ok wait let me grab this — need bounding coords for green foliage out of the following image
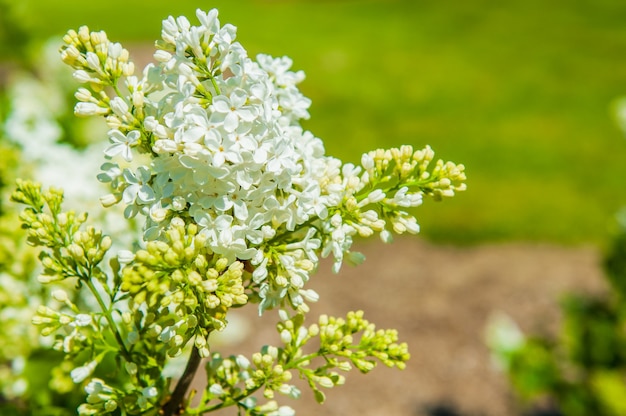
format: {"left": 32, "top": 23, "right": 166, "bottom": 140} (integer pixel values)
{"left": 603, "top": 224, "right": 626, "bottom": 297}
{"left": 490, "top": 221, "right": 626, "bottom": 415}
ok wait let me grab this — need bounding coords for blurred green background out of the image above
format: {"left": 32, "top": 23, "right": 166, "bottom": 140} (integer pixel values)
{"left": 3, "top": 0, "right": 626, "bottom": 245}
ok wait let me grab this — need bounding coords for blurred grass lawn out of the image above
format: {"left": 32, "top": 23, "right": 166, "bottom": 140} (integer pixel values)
{"left": 4, "top": 0, "right": 626, "bottom": 245}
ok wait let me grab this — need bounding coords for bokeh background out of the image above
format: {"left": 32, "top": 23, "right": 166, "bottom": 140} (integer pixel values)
{"left": 4, "top": 0, "right": 626, "bottom": 245}
{"left": 3, "top": 1, "right": 626, "bottom": 415}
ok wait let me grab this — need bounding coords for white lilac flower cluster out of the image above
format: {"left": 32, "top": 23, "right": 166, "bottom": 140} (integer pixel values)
{"left": 60, "top": 9, "right": 466, "bottom": 313}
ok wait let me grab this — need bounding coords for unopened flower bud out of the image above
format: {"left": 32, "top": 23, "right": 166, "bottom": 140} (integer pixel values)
{"left": 315, "top": 376, "right": 334, "bottom": 389}
{"left": 68, "top": 243, "right": 85, "bottom": 259}
{"left": 153, "top": 49, "right": 172, "bottom": 62}
{"left": 75, "top": 88, "right": 94, "bottom": 102}
{"left": 40, "top": 326, "right": 56, "bottom": 336}
{"left": 104, "top": 400, "right": 118, "bottom": 412}
{"left": 236, "top": 355, "right": 250, "bottom": 369}
{"left": 117, "top": 250, "right": 135, "bottom": 263}
{"left": 109, "top": 97, "right": 129, "bottom": 116}
{"left": 100, "top": 235, "right": 112, "bottom": 251}
{"left": 38, "top": 274, "right": 57, "bottom": 283}
{"left": 75, "top": 102, "right": 107, "bottom": 116}
{"left": 52, "top": 289, "right": 69, "bottom": 303}
{"left": 100, "top": 194, "right": 120, "bottom": 208}
{"left": 280, "top": 329, "right": 292, "bottom": 344}
{"left": 72, "top": 70, "right": 92, "bottom": 84}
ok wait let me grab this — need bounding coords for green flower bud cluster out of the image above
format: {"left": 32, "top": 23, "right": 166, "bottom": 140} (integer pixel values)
{"left": 326, "top": 311, "right": 409, "bottom": 370}
{"left": 60, "top": 26, "right": 134, "bottom": 90}
{"left": 120, "top": 218, "right": 247, "bottom": 357}
{"left": 248, "top": 347, "right": 295, "bottom": 400}
{"left": 192, "top": 348, "right": 297, "bottom": 414}
{"left": 186, "top": 310, "right": 409, "bottom": 413}
{"left": 187, "top": 351, "right": 296, "bottom": 415}
{"left": 0, "top": 179, "right": 50, "bottom": 401}
{"left": 77, "top": 378, "right": 120, "bottom": 415}
{"left": 32, "top": 303, "right": 89, "bottom": 336}
{"left": 60, "top": 23, "right": 148, "bottom": 152}
{"left": 329, "top": 144, "right": 467, "bottom": 246}
{"left": 70, "top": 356, "right": 168, "bottom": 415}
{"left": 11, "top": 180, "right": 111, "bottom": 284}
{"left": 278, "top": 310, "right": 409, "bottom": 403}
{"left": 362, "top": 145, "right": 466, "bottom": 202}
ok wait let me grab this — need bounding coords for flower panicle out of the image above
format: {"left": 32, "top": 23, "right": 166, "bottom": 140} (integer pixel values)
{"left": 195, "top": 309, "right": 409, "bottom": 411}
{"left": 57, "top": 8, "right": 466, "bottom": 313}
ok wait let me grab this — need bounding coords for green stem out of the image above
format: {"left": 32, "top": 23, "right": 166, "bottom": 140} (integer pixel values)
{"left": 84, "top": 279, "right": 131, "bottom": 360}
{"left": 192, "top": 385, "right": 263, "bottom": 414}
{"left": 210, "top": 76, "right": 221, "bottom": 96}
{"left": 112, "top": 84, "right": 126, "bottom": 102}
{"left": 285, "top": 353, "right": 318, "bottom": 370}
{"left": 267, "top": 217, "right": 319, "bottom": 246}
{"left": 402, "top": 176, "right": 440, "bottom": 190}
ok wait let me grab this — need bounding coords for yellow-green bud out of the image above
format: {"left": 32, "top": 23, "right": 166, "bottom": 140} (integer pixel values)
{"left": 315, "top": 376, "right": 334, "bottom": 389}
{"left": 188, "top": 270, "right": 202, "bottom": 285}
{"left": 215, "top": 257, "right": 229, "bottom": 272}
{"left": 51, "top": 289, "right": 69, "bottom": 303}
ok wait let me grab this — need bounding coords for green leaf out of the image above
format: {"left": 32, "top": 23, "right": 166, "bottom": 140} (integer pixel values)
{"left": 313, "top": 389, "right": 326, "bottom": 404}
{"left": 591, "top": 371, "right": 626, "bottom": 415}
